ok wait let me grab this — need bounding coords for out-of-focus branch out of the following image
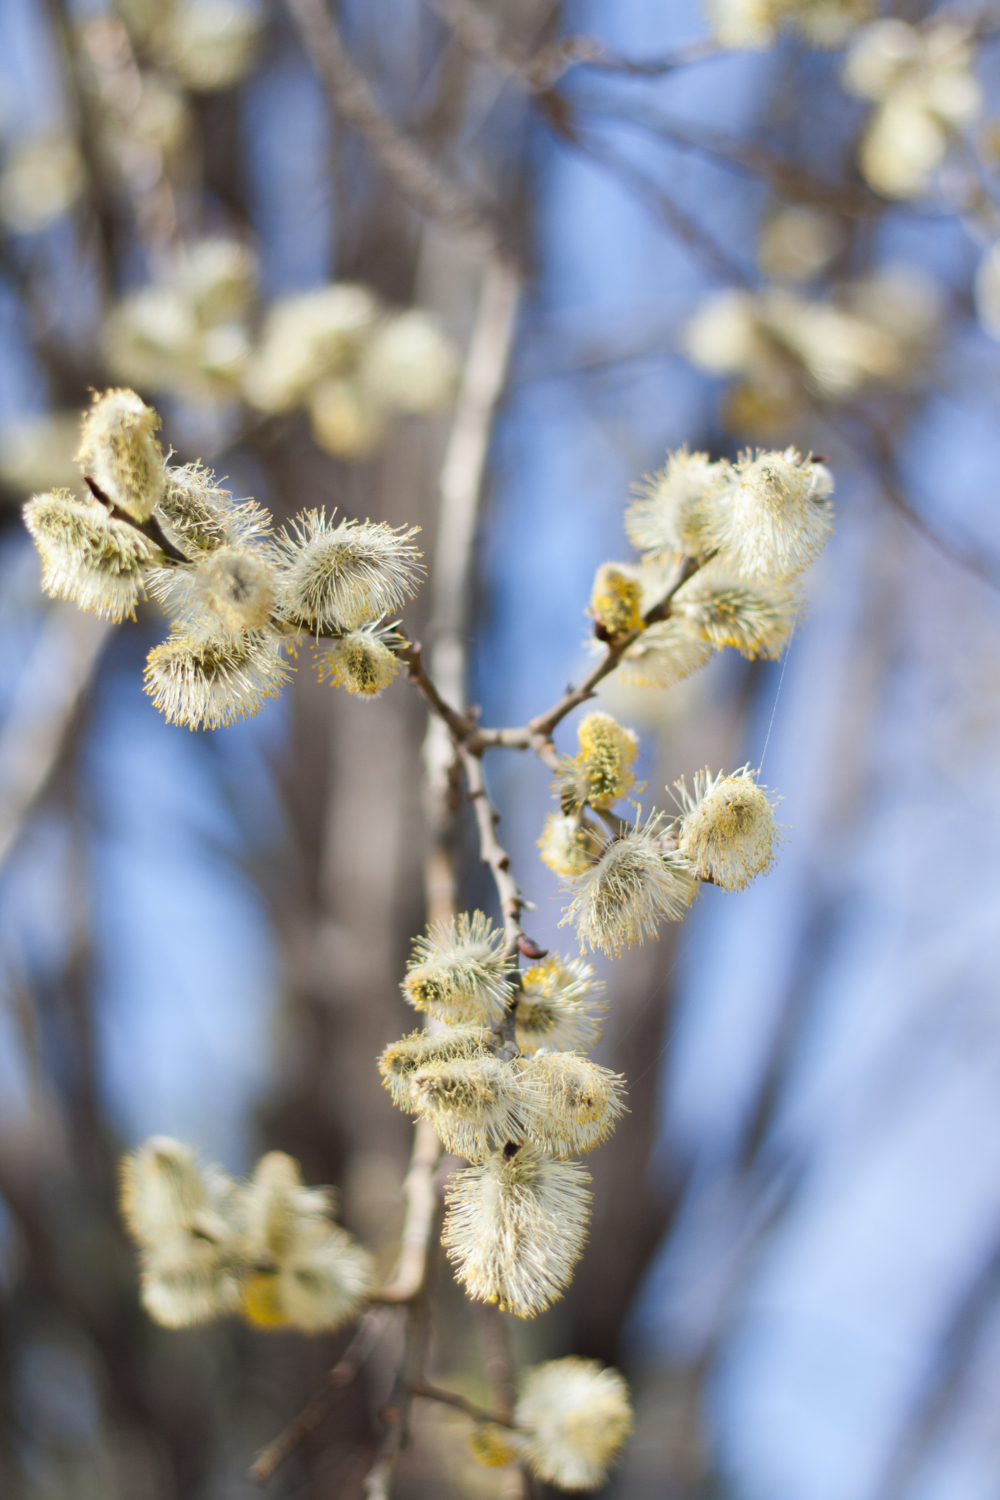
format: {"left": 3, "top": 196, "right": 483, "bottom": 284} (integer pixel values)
{"left": 374, "top": 1119, "right": 443, "bottom": 1303}
{"left": 410, "top": 1378, "right": 512, "bottom": 1426}
{"left": 248, "top": 1309, "right": 391, "bottom": 1482}
{"left": 283, "top": 0, "right": 506, "bottom": 260}
{"left": 0, "top": 607, "right": 111, "bottom": 870}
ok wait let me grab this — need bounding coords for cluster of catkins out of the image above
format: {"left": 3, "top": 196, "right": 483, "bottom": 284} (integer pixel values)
{"left": 120, "top": 1136, "right": 374, "bottom": 1332}
{"left": 705, "top": 0, "right": 874, "bottom": 51}
{"left": 684, "top": 270, "right": 940, "bottom": 425}
{"left": 121, "top": 1136, "right": 632, "bottom": 1488}
{"left": 23, "top": 388, "right": 424, "bottom": 728}
{"left": 104, "top": 248, "right": 457, "bottom": 455}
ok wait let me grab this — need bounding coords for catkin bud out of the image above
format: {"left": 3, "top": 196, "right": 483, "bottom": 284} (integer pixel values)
{"left": 409, "top": 1056, "right": 537, "bottom": 1161}
{"left": 275, "top": 509, "right": 422, "bottom": 632}
{"left": 23, "top": 489, "right": 154, "bottom": 621}
{"left": 164, "top": 546, "right": 275, "bottom": 634}
{"left": 514, "top": 1358, "right": 633, "bottom": 1490}
{"left": 317, "top": 624, "right": 402, "bottom": 697}
{"left": 707, "top": 448, "right": 833, "bottom": 580}
{"left": 674, "top": 766, "right": 781, "bottom": 890}
{"left": 675, "top": 566, "right": 801, "bottom": 660}
{"left": 76, "top": 388, "right": 165, "bottom": 521}
{"left": 537, "top": 812, "right": 603, "bottom": 878}
{"left": 590, "top": 563, "right": 643, "bottom": 638}
{"left": 154, "top": 464, "right": 271, "bottom": 557}
{"left": 516, "top": 955, "right": 605, "bottom": 1055}
{"left": 243, "top": 284, "right": 381, "bottom": 413}
{"left": 625, "top": 448, "right": 728, "bottom": 562}
{"left": 402, "top": 911, "right": 512, "bottom": 1026}
{"left": 378, "top": 1026, "right": 492, "bottom": 1110}
{"left": 241, "top": 1152, "right": 373, "bottom": 1333}
{"left": 144, "top": 629, "right": 289, "bottom": 730}
{"left": 555, "top": 712, "right": 639, "bottom": 812}
{"left": 119, "top": 1137, "right": 245, "bottom": 1327}
{"left": 561, "top": 816, "right": 697, "bottom": 956}
{"left": 442, "top": 1146, "right": 592, "bottom": 1317}
{"left": 308, "top": 377, "right": 387, "bottom": 458}
{"left": 617, "top": 615, "right": 713, "bottom": 689}
{"left": 359, "top": 309, "right": 458, "bottom": 414}
{"left": 521, "top": 1052, "right": 627, "bottom": 1157}
{"left": 469, "top": 1424, "right": 520, "bottom": 1469}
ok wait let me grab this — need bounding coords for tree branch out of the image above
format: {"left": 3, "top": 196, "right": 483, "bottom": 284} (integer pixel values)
{"left": 283, "top": 0, "right": 506, "bottom": 261}
{"left": 409, "top": 1379, "right": 514, "bottom": 1427}
{"left": 248, "top": 1309, "right": 390, "bottom": 1482}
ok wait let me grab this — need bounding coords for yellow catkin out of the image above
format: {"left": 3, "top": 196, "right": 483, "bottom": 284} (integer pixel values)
{"left": 589, "top": 563, "right": 643, "bottom": 638}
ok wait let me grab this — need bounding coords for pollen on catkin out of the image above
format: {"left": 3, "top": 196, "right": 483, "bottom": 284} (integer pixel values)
{"left": 409, "top": 1056, "right": 537, "bottom": 1161}
{"left": 675, "top": 566, "right": 802, "bottom": 660}
{"left": 378, "top": 1025, "right": 492, "bottom": 1111}
{"left": 119, "top": 1137, "right": 245, "bottom": 1327}
{"left": 590, "top": 563, "right": 643, "bottom": 638}
{"left": 76, "top": 387, "right": 165, "bottom": 521}
{"left": 402, "top": 911, "right": 512, "bottom": 1026}
{"left": 144, "top": 628, "right": 289, "bottom": 729}
{"left": 707, "top": 449, "right": 834, "bottom": 580}
{"left": 469, "top": 1424, "right": 520, "bottom": 1469}
{"left": 23, "top": 489, "right": 154, "bottom": 621}
{"left": 516, "top": 956, "right": 606, "bottom": 1055}
{"left": 442, "top": 1146, "right": 592, "bottom": 1317}
{"left": 241, "top": 1152, "right": 373, "bottom": 1333}
{"left": 561, "top": 816, "right": 698, "bottom": 956}
{"left": 522, "top": 1052, "right": 627, "bottom": 1158}
{"left": 537, "top": 812, "right": 603, "bottom": 878}
{"left": 514, "top": 1358, "right": 634, "bottom": 1491}
{"left": 274, "top": 508, "right": 422, "bottom": 631}
{"left": 555, "top": 713, "right": 639, "bottom": 812}
{"left": 617, "top": 615, "right": 714, "bottom": 689}
{"left": 316, "top": 623, "right": 402, "bottom": 697}
{"left": 674, "top": 766, "right": 782, "bottom": 891}
{"left": 625, "top": 447, "right": 728, "bottom": 562}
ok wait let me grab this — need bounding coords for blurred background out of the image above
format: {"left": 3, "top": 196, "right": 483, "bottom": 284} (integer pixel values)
{"left": 2, "top": 0, "right": 1000, "bottom": 1496}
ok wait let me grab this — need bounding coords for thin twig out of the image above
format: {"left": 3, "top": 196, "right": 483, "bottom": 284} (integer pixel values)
{"left": 0, "top": 607, "right": 112, "bottom": 869}
{"left": 409, "top": 1378, "right": 514, "bottom": 1427}
{"left": 459, "top": 746, "right": 526, "bottom": 956}
{"left": 248, "top": 1309, "right": 391, "bottom": 1482}
{"left": 375, "top": 1119, "right": 442, "bottom": 1304}
{"left": 283, "top": 0, "right": 505, "bottom": 260}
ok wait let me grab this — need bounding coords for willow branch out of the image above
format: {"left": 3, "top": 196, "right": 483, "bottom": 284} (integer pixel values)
{"left": 0, "top": 607, "right": 112, "bottom": 869}
{"left": 459, "top": 746, "right": 526, "bottom": 957}
{"left": 283, "top": 0, "right": 505, "bottom": 260}
{"left": 469, "top": 555, "right": 702, "bottom": 754}
{"left": 248, "top": 1309, "right": 390, "bottom": 1482}
{"left": 409, "top": 1379, "right": 514, "bottom": 1427}
{"left": 374, "top": 1118, "right": 442, "bottom": 1303}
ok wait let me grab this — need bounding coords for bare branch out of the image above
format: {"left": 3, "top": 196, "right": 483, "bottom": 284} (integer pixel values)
{"left": 409, "top": 1378, "right": 514, "bottom": 1427}
{"left": 248, "top": 1309, "right": 391, "bottom": 1482}
{"left": 283, "top": 0, "right": 506, "bottom": 260}
{"left": 0, "top": 607, "right": 112, "bottom": 869}
{"left": 375, "top": 1119, "right": 443, "bottom": 1304}
{"left": 459, "top": 746, "right": 526, "bottom": 957}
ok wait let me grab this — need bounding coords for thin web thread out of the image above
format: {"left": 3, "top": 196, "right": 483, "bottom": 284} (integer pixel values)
{"left": 757, "top": 616, "right": 798, "bottom": 777}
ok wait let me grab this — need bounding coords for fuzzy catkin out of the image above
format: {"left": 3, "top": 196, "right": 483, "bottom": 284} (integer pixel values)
{"left": 562, "top": 817, "right": 698, "bottom": 956}
{"left": 378, "top": 1025, "right": 492, "bottom": 1111}
{"left": 75, "top": 388, "right": 165, "bottom": 521}
{"left": 403, "top": 911, "right": 512, "bottom": 1025}
{"left": 443, "top": 1147, "right": 592, "bottom": 1318}
{"left": 144, "top": 629, "right": 289, "bottom": 730}
{"left": 675, "top": 766, "right": 781, "bottom": 890}
{"left": 516, "top": 955, "right": 606, "bottom": 1055}
{"left": 521, "top": 1052, "right": 627, "bottom": 1158}
{"left": 23, "top": 489, "right": 154, "bottom": 621}
{"left": 274, "top": 509, "right": 422, "bottom": 631}
{"left": 514, "top": 1358, "right": 634, "bottom": 1490}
